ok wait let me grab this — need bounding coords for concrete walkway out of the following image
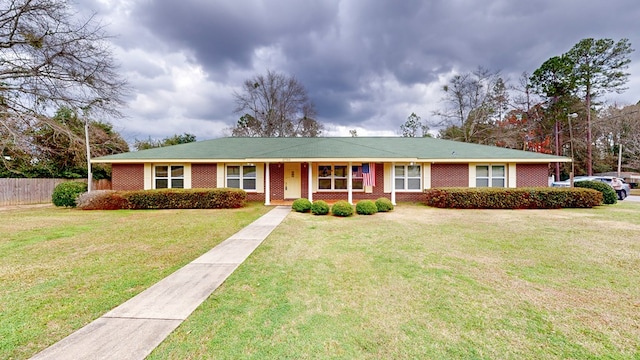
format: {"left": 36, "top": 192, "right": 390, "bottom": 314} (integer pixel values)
{"left": 30, "top": 206, "right": 292, "bottom": 360}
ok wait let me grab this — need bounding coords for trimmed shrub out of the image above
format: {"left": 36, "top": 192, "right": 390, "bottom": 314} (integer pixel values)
{"left": 122, "top": 188, "right": 246, "bottom": 209}
{"left": 292, "top": 198, "right": 312, "bottom": 212}
{"left": 77, "top": 190, "right": 128, "bottom": 210}
{"left": 424, "top": 187, "right": 602, "bottom": 209}
{"left": 65, "top": 188, "right": 247, "bottom": 210}
{"left": 52, "top": 181, "right": 88, "bottom": 207}
{"left": 356, "top": 200, "right": 378, "bottom": 215}
{"left": 331, "top": 200, "right": 354, "bottom": 217}
{"left": 574, "top": 180, "right": 617, "bottom": 205}
{"left": 310, "top": 200, "right": 330, "bottom": 215}
{"left": 375, "top": 197, "right": 394, "bottom": 212}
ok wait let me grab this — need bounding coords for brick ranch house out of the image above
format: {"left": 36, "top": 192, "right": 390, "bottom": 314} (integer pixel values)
{"left": 92, "top": 137, "right": 570, "bottom": 205}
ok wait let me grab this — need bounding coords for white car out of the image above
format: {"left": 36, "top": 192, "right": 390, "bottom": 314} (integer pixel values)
{"left": 551, "top": 176, "right": 631, "bottom": 200}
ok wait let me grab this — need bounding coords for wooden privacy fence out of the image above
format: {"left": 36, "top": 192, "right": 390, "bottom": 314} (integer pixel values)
{"left": 0, "top": 178, "right": 112, "bottom": 206}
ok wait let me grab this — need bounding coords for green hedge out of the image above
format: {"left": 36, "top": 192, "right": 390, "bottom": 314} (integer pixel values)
{"left": 292, "top": 198, "right": 312, "bottom": 212}
{"left": 331, "top": 200, "right": 354, "bottom": 217}
{"left": 574, "top": 181, "right": 617, "bottom": 205}
{"left": 424, "top": 187, "right": 602, "bottom": 209}
{"left": 52, "top": 181, "right": 88, "bottom": 207}
{"left": 311, "top": 200, "right": 330, "bottom": 215}
{"left": 356, "top": 200, "right": 378, "bottom": 215}
{"left": 77, "top": 188, "right": 246, "bottom": 210}
{"left": 375, "top": 197, "right": 394, "bottom": 212}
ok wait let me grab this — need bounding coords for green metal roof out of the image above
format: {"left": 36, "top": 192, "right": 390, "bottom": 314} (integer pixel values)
{"left": 92, "top": 137, "right": 570, "bottom": 163}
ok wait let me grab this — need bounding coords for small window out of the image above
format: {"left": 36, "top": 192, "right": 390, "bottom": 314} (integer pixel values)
{"left": 227, "top": 165, "right": 256, "bottom": 190}
{"left": 394, "top": 164, "right": 421, "bottom": 191}
{"left": 476, "top": 165, "right": 506, "bottom": 188}
{"left": 155, "top": 165, "right": 184, "bottom": 189}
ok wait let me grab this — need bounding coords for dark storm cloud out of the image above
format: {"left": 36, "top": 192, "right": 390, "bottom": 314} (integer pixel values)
{"left": 99, "top": 0, "right": 640, "bottom": 139}
{"left": 131, "top": 0, "right": 339, "bottom": 74}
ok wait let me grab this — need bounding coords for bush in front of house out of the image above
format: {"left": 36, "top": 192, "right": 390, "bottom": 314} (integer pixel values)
{"left": 123, "top": 188, "right": 246, "bottom": 209}
{"left": 52, "top": 181, "right": 88, "bottom": 207}
{"left": 375, "top": 197, "right": 394, "bottom": 212}
{"left": 292, "top": 198, "right": 312, "bottom": 212}
{"left": 331, "top": 200, "right": 353, "bottom": 217}
{"left": 423, "top": 187, "right": 602, "bottom": 209}
{"left": 76, "top": 190, "right": 128, "bottom": 210}
{"left": 310, "top": 200, "right": 330, "bottom": 215}
{"left": 356, "top": 200, "right": 378, "bottom": 215}
{"left": 574, "top": 180, "right": 617, "bottom": 205}
{"left": 76, "top": 188, "right": 246, "bottom": 210}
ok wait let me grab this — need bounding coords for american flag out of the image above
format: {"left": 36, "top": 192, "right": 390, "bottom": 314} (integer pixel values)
{"left": 362, "top": 163, "right": 376, "bottom": 187}
{"left": 352, "top": 165, "right": 362, "bottom": 178}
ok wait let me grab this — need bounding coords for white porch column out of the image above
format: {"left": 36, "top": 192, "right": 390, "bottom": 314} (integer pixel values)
{"left": 347, "top": 161, "right": 353, "bottom": 204}
{"left": 264, "top": 162, "right": 270, "bottom": 205}
{"left": 308, "top": 162, "right": 313, "bottom": 202}
{"left": 391, "top": 162, "right": 396, "bottom": 205}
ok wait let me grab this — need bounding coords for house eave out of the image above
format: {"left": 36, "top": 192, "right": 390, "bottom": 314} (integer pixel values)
{"left": 93, "top": 157, "right": 570, "bottom": 164}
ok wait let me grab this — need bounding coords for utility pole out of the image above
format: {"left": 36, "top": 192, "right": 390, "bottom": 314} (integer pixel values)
{"left": 84, "top": 117, "right": 92, "bottom": 192}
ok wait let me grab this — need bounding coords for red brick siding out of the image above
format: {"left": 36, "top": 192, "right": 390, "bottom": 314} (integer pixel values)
{"left": 246, "top": 192, "right": 265, "bottom": 202}
{"left": 516, "top": 164, "right": 550, "bottom": 187}
{"left": 191, "top": 164, "right": 217, "bottom": 188}
{"left": 431, "top": 164, "right": 469, "bottom": 187}
{"left": 111, "top": 164, "right": 144, "bottom": 190}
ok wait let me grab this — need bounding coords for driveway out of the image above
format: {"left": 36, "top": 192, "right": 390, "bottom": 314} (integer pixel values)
{"left": 624, "top": 195, "right": 640, "bottom": 202}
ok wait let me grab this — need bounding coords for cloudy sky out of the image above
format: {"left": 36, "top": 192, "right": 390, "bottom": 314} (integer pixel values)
{"left": 81, "top": 0, "right": 640, "bottom": 143}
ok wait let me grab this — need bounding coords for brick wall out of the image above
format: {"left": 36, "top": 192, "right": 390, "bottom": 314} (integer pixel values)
{"left": 112, "top": 164, "right": 144, "bottom": 190}
{"left": 431, "top": 164, "right": 469, "bottom": 187}
{"left": 191, "top": 164, "right": 217, "bottom": 188}
{"left": 516, "top": 164, "right": 550, "bottom": 187}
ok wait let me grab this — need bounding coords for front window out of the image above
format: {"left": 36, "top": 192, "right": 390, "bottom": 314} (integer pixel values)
{"left": 318, "top": 164, "right": 362, "bottom": 191}
{"left": 395, "top": 165, "right": 421, "bottom": 190}
{"left": 155, "top": 165, "right": 184, "bottom": 189}
{"left": 227, "top": 165, "right": 257, "bottom": 190}
{"left": 476, "top": 165, "right": 506, "bottom": 187}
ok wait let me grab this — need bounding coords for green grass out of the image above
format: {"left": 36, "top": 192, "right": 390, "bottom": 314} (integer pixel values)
{"left": 148, "top": 202, "right": 640, "bottom": 360}
{"left": 0, "top": 203, "right": 270, "bottom": 359}
{"left": 3, "top": 202, "right": 640, "bottom": 359}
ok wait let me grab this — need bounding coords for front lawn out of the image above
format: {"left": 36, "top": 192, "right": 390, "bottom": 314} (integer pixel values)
{"left": 149, "top": 203, "right": 640, "bottom": 359}
{"left": 3, "top": 202, "right": 640, "bottom": 359}
{"left": 0, "top": 204, "right": 270, "bottom": 359}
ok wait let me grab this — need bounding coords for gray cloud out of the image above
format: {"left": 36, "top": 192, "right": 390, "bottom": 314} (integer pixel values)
{"left": 93, "top": 0, "right": 640, "bottom": 141}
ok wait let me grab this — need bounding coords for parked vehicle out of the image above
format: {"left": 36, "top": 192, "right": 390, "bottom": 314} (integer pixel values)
{"left": 551, "top": 176, "right": 631, "bottom": 200}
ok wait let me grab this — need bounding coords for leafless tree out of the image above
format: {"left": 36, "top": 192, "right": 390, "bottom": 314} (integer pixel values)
{"left": 595, "top": 104, "right": 640, "bottom": 171}
{"left": 231, "top": 70, "right": 322, "bottom": 137}
{"left": 0, "top": 0, "right": 128, "bottom": 175}
{"left": 434, "top": 67, "right": 504, "bottom": 143}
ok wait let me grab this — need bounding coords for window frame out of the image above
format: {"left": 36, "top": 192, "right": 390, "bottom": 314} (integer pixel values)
{"left": 475, "top": 164, "right": 506, "bottom": 188}
{"left": 226, "top": 164, "right": 257, "bottom": 191}
{"left": 394, "top": 164, "right": 422, "bottom": 191}
{"left": 317, "top": 164, "right": 364, "bottom": 191}
{"left": 154, "top": 165, "right": 185, "bottom": 189}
